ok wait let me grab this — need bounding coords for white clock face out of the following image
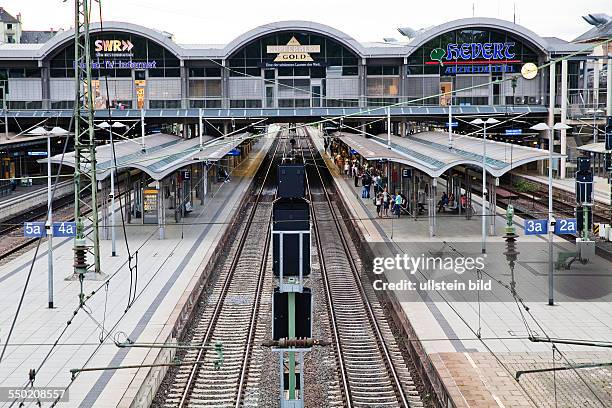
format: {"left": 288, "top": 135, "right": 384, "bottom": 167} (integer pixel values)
{"left": 521, "top": 63, "right": 538, "bottom": 80}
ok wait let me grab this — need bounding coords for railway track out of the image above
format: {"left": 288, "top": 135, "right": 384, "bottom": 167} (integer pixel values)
{"left": 160, "top": 136, "right": 283, "bottom": 407}
{"left": 0, "top": 181, "right": 74, "bottom": 236}
{"left": 300, "top": 127, "right": 422, "bottom": 407}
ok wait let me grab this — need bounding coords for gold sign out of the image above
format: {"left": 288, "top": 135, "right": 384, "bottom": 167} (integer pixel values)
{"left": 267, "top": 37, "right": 320, "bottom": 62}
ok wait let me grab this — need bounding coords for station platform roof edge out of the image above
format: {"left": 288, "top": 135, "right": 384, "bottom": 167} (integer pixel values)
{"left": 7, "top": 105, "right": 548, "bottom": 120}
{"left": 335, "top": 130, "right": 563, "bottom": 178}
{"left": 40, "top": 132, "right": 251, "bottom": 181}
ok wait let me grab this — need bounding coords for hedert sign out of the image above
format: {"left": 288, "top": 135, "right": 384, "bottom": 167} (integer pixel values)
{"left": 430, "top": 41, "right": 520, "bottom": 62}
{"left": 429, "top": 41, "right": 521, "bottom": 74}
{"left": 446, "top": 42, "right": 516, "bottom": 61}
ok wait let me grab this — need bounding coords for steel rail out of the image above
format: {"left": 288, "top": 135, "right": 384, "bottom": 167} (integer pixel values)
{"left": 298, "top": 132, "right": 353, "bottom": 407}
{"left": 177, "top": 135, "right": 281, "bottom": 408}
{"left": 301, "top": 127, "right": 410, "bottom": 407}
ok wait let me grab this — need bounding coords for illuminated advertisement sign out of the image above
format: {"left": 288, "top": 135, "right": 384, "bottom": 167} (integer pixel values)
{"left": 74, "top": 61, "right": 157, "bottom": 69}
{"left": 442, "top": 64, "right": 516, "bottom": 74}
{"left": 429, "top": 41, "right": 521, "bottom": 75}
{"left": 263, "top": 37, "right": 324, "bottom": 67}
{"left": 95, "top": 39, "right": 134, "bottom": 58}
{"left": 430, "top": 42, "right": 519, "bottom": 62}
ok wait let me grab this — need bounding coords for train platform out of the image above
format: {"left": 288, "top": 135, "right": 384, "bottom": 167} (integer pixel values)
{"left": 0, "top": 180, "right": 74, "bottom": 222}
{"left": 0, "top": 183, "right": 42, "bottom": 204}
{"left": 311, "top": 128, "right": 612, "bottom": 408}
{"left": 0, "top": 134, "right": 272, "bottom": 407}
{"left": 518, "top": 173, "right": 611, "bottom": 205}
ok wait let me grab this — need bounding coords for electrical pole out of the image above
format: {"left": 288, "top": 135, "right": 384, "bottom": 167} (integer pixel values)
{"left": 72, "top": 0, "right": 102, "bottom": 279}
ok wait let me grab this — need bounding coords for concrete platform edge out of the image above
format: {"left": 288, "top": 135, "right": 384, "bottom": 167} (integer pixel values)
{"left": 117, "top": 149, "right": 265, "bottom": 408}
{"left": 310, "top": 130, "right": 459, "bottom": 407}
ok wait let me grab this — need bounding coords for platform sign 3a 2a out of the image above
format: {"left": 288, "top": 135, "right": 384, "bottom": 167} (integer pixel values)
{"left": 524, "top": 219, "right": 547, "bottom": 235}
{"left": 23, "top": 222, "right": 46, "bottom": 238}
{"left": 554, "top": 218, "right": 577, "bottom": 235}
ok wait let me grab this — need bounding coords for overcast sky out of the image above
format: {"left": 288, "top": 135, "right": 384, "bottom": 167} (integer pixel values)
{"left": 4, "top": 0, "right": 611, "bottom": 44}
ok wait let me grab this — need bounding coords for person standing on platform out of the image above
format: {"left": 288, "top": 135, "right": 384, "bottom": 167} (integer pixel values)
{"left": 375, "top": 191, "right": 383, "bottom": 217}
{"left": 374, "top": 173, "right": 382, "bottom": 196}
{"left": 352, "top": 163, "right": 359, "bottom": 187}
{"left": 382, "top": 187, "right": 390, "bottom": 217}
{"left": 344, "top": 161, "right": 350, "bottom": 177}
{"left": 361, "top": 170, "right": 371, "bottom": 198}
{"left": 394, "top": 191, "right": 402, "bottom": 218}
{"left": 437, "top": 191, "right": 448, "bottom": 212}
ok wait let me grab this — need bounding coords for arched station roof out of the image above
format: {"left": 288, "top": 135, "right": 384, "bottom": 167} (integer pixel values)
{"left": 406, "top": 17, "right": 551, "bottom": 56}
{"left": 2, "top": 17, "right": 584, "bottom": 63}
{"left": 37, "top": 21, "right": 185, "bottom": 60}
{"left": 222, "top": 20, "right": 367, "bottom": 58}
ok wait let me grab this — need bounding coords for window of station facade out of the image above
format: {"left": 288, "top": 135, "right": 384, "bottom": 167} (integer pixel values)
{"left": 405, "top": 28, "right": 542, "bottom": 106}
{"left": 188, "top": 66, "right": 223, "bottom": 107}
{"left": 49, "top": 32, "right": 180, "bottom": 78}
{"left": 227, "top": 31, "right": 359, "bottom": 108}
{"left": 0, "top": 68, "right": 42, "bottom": 102}
{"left": 49, "top": 32, "right": 180, "bottom": 109}
{"left": 366, "top": 65, "right": 400, "bottom": 106}
{"left": 230, "top": 99, "right": 263, "bottom": 108}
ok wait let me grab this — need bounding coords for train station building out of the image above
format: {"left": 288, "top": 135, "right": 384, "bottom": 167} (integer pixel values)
{"left": 0, "top": 14, "right": 610, "bottom": 179}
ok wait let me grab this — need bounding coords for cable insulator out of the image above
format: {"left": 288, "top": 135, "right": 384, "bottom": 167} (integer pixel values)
{"left": 73, "top": 239, "right": 89, "bottom": 273}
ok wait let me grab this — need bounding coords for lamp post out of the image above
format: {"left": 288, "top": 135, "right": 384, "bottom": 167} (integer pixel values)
{"left": 27, "top": 125, "right": 69, "bottom": 308}
{"left": 470, "top": 117, "right": 499, "bottom": 254}
{"left": 198, "top": 108, "right": 204, "bottom": 150}
{"left": 530, "top": 122, "right": 571, "bottom": 306}
{"left": 1, "top": 85, "right": 8, "bottom": 140}
{"left": 98, "top": 120, "right": 126, "bottom": 257}
{"left": 387, "top": 106, "right": 391, "bottom": 149}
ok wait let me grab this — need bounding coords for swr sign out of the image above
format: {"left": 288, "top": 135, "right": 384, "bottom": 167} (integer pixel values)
{"left": 95, "top": 39, "right": 134, "bottom": 53}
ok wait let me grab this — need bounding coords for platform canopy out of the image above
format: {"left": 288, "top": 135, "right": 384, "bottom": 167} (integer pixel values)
{"left": 336, "top": 131, "right": 563, "bottom": 178}
{"left": 577, "top": 142, "right": 608, "bottom": 154}
{"left": 43, "top": 132, "right": 251, "bottom": 181}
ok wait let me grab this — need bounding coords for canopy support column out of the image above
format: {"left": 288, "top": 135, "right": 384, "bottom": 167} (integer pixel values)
{"left": 126, "top": 172, "right": 132, "bottom": 224}
{"left": 560, "top": 59, "right": 568, "bottom": 178}
{"left": 489, "top": 178, "right": 497, "bottom": 236}
{"left": 101, "top": 182, "right": 109, "bottom": 240}
{"left": 158, "top": 179, "right": 165, "bottom": 240}
{"left": 429, "top": 177, "right": 437, "bottom": 237}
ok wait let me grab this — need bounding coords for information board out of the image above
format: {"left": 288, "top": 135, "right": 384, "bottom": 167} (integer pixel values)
{"left": 24, "top": 222, "right": 46, "bottom": 238}
{"left": 524, "top": 219, "right": 547, "bottom": 235}
{"left": 555, "top": 218, "right": 577, "bottom": 235}
{"left": 143, "top": 188, "right": 159, "bottom": 224}
{"left": 52, "top": 222, "right": 77, "bottom": 237}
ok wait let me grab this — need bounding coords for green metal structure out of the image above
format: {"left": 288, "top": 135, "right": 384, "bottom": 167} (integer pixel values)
{"left": 72, "top": 0, "right": 101, "bottom": 276}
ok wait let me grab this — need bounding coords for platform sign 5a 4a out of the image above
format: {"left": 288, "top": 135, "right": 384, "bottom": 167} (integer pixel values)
{"left": 554, "top": 218, "right": 577, "bottom": 235}
{"left": 24, "top": 222, "right": 46, "bottom": 238}
{"left": 524, "top": 219, "right": 548, "bottom": 235}
{"left": 52, "top": 222, "right": 77, "bottom": 237}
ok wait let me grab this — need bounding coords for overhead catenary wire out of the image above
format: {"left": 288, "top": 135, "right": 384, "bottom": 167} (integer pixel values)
{"left": 5, "top": 14, "right": 611, "bottom": 407}
{"left": 9, "top": 122, "right": 279, "bottom": 408}
{"left": 0, "top": 116, "right": 73, "bottom": 365}
{"left": 441, "top": 241, "right": 609, "bottom": 406}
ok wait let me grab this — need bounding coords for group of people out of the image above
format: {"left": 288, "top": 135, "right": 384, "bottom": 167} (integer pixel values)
{"left": 325, "top": 137, "right": 477, "bottom": 219}
{"left": 374, "top": 188, "right": 408, "bottom": 218}
{"left": 437, "top": 191, "right": 470, "bottom": 212}
{"left": 343, "top": 159, "right": 409, "bottom": 219}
